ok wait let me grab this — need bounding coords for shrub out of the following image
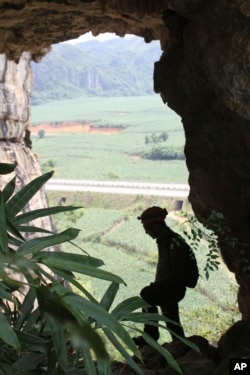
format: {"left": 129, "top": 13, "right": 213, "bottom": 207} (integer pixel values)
{"left": 38, "top": 129, "right": 45, "bottom": 138}
{"left": 142, "top": 145, "right": 185, "bottom": 161}
{"left": 144, "top": 132, "right": 168, "bottom": 144}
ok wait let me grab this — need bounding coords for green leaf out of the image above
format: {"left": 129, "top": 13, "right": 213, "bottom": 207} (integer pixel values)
{"left": 48, "top": 267, "right": 99, "bottom": 303}
{"left": 15, "top": 331, "right": 48, "bottom": 354}
{"left": 59, "top": 291, "right": 141, "bottom": 359}
{"left": 14, "top": 225, "right": 54, "bottom": 234}
{"left": 124, "top": 312, "right": 171, "bottom": 324}
{"left": 103, "top": 327, "right": 144, "bottom": 375}
{"left": 20, "top": 308, "right": 40, "bottom": 332}
{"left": 6, "top": 170, "right": 54, "bottom": 218}
{"left": 0, "top": 162, "right": 17, "bottom": 175}
{"left": 111, "top": 296, "right": 149, "bottom": 320}
{"left": 12, "top": 205, "right": 82, "bottom": 225}
{"left": 71, "top": 320, "right": 108, "bottom": 360}
{"left": 2, "top": 176, "right": 16, "bottom": 203}
{"left": 6, "top": 234, "right": 24, "bottom": 249}
{"left": 96, "top": 358, "right": 111, "bottom": 375}
{"left": 14, "top": 288, "right": 36, "bottom": 330}
{"left": 0, "top": 312, "right": 20, "bottom": 351}
{"left": 0, "top": 194, "right": 8, "bottom": 252}
{"left": 142, "top": 331, "right": 183, "bottom": 374}
{"left": 100, "top": 282, "right": 119, "bottom": 312}
{"left": 39, "top": 286, "right": 108, "bottom": 362}
{"left": 0, "top": 363, "right": 27, "bottom": 375}
{"left": 6, "top": 219, "right": 25, "bottom": 242}
{"left": 0, "top": 281, "right": 12, "bottom": 300}
{"left": 39, "top": 254, "right": 125, "bottom": 284}
{"left": 34, "top": 251, "right": 104, "bottom": 268}
{"left": 81, "top": 348, "right": 98, "bottom": 375}
{"left": 17, "top": 228, "right": 80, "bottom": 256}
{"left": 13, "top": 352, "right": 46, "bottom": 371}
{"left": 36, "top": 286, "right": 77, "bottom": 323}
{"left": 47, "top": 315, "right": 69, "bottom": 371}
{"left": 0, "top": 269, "right": 23, "bottom": 292}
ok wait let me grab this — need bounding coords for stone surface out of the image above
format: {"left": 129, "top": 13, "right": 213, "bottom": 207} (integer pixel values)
{"left": 113, "top": 323, "right": 250, "bottom": 374}
{"left": 0, "top": 52, "right": 32, "bottom": 141}
{"left": 0, "top": 52, "right": 53, "bottom": 232}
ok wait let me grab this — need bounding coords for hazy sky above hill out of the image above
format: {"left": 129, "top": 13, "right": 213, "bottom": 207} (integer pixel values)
{"left": 65, "top": 32, "right": 134, "bottom": 44}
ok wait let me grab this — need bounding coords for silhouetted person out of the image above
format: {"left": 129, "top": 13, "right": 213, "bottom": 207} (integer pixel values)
{"left": 134, "top": 206, "right": 192, "bottom": 346}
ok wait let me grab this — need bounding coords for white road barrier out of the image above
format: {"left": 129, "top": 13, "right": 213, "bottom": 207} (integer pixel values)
{"left": 46, "top": 179, "right": 189, "bottom": 198}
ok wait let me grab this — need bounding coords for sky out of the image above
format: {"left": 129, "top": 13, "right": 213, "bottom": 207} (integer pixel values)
{"left": 65, "top": 32, "right": 134, "bottom": 44}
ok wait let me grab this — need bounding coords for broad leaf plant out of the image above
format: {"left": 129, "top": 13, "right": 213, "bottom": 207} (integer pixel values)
{"left": 0, "top": 163, "right": 197, "bottom": 374}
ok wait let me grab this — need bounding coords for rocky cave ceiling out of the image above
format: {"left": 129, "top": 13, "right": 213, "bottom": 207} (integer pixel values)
{"left": 0, "top": 0, "right": 172, "bottom": 61}
{"left": 0, "top": 0, "right": 250, "bottom": 320}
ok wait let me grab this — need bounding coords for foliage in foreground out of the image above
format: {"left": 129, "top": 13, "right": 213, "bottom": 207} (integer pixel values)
{"left": 0, "top": 163, "right": 199, "bottom": 374}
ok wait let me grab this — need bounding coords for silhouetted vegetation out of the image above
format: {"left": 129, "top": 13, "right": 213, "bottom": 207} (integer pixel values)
{"left": 142, "top": 145, "right": 185, "bottom": 161}
{"left": 145, "top": 131, "right": 168, "bottom": 144}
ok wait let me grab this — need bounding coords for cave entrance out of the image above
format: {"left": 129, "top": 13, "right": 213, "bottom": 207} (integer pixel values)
{"left": 27, "top": 33, "right": 240, "bottom": 345}
{"left": 28, "top": 33, "right": 197, "bottom": 347}
{"left": 30, "top": 32, "right": 188, "bottom": 187}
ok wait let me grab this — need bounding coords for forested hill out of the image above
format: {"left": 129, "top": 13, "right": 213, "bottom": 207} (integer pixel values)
{"left": 31, "top": 37, "right": 162, "bottom": 105}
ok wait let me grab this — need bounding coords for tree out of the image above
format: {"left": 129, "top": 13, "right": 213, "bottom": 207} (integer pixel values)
{"left": 159, "top": 131, "right": 168, "bottom": 142}
{"left": 38, "top": 129, "right": 45, "bottom": 139}
{"left": 144, "top": 132, "right": 169, "bottom": 144}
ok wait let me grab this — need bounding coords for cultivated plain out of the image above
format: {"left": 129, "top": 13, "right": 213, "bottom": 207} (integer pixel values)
{"left": 31, "top": 95, "right": 188, "bottom": 183}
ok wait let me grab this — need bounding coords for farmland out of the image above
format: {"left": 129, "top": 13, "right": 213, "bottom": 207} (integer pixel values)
{"left": 30, "top": 95, "right": 188, "bottom": 183}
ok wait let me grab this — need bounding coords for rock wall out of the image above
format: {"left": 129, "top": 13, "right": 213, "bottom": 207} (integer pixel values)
{"left": 153, "top": 2, "right": 250, "bottom": 319}
{"left": 0, "top": 52, "right": 52, "bottom": 232}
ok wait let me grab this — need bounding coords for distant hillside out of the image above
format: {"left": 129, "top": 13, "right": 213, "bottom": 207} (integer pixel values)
{"left": 31, "top": 37, "right": 162, "bottom": 105}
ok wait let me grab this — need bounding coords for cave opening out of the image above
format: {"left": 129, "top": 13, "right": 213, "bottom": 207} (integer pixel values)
{"left": 30, "top": 32, "right": 188, "bottom": 186}
{"left": 27, "top": 32, "right": 240, "bottom": 349}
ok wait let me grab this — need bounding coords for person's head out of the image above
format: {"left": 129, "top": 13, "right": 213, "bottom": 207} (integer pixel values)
{"left": 137, "top": 206, "right": 168, "bottom": 239}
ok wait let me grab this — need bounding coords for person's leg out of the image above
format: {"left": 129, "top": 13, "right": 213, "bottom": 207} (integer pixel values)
{"left": 161, "top": 303, "right": 185, "bottom": 340}
{"left": 133, "top": 305, "right": 159, "bottom": 346}
{"left": 143, "top": 305, "right": 160, "bottom": 340}
{"left": 134, "top": 283, "right": 186, "bottom": 345}
{"left": 133, "top": 284, "right": 162, "bottom": 346}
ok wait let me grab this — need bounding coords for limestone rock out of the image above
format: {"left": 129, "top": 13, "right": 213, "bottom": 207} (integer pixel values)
{"left": 0, "top": 52, "right": 32, "bottom": 140}
{"left": 0, "top": 52, "right": 52, "bottom": 232}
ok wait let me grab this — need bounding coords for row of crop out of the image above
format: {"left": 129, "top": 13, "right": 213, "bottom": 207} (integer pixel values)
{"left": 31, "top": 95, "right": 178, "bottom": 126}
{"left": 34, "top": 130, "right": 188, "bottom": 182}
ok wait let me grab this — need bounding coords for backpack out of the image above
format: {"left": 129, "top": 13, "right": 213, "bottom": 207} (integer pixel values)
{"left": 171, "top": 234, "right": 199, "bottom": 288}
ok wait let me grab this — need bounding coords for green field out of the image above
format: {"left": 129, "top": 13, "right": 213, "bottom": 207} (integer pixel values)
{"left": 31, "top": 96, "right": 188, "bottom": 183}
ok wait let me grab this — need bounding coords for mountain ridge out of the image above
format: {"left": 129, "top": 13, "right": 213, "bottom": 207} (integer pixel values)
{"left": 31, "top": 37, "right": 162, "bottom": 105}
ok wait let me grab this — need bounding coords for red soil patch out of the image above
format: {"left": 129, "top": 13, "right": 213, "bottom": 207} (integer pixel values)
{"left": 30, "top": 121, "right": 125, "bottom": 135}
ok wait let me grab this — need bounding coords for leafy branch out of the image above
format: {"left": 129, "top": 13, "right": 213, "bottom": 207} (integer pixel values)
{"left": 181, "top": 211, "right": 238, "bottom": 280}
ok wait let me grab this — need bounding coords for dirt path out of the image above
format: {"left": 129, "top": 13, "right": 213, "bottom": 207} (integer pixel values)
{"left": 30, "top": 121, "right": 125, "bottom": 135}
